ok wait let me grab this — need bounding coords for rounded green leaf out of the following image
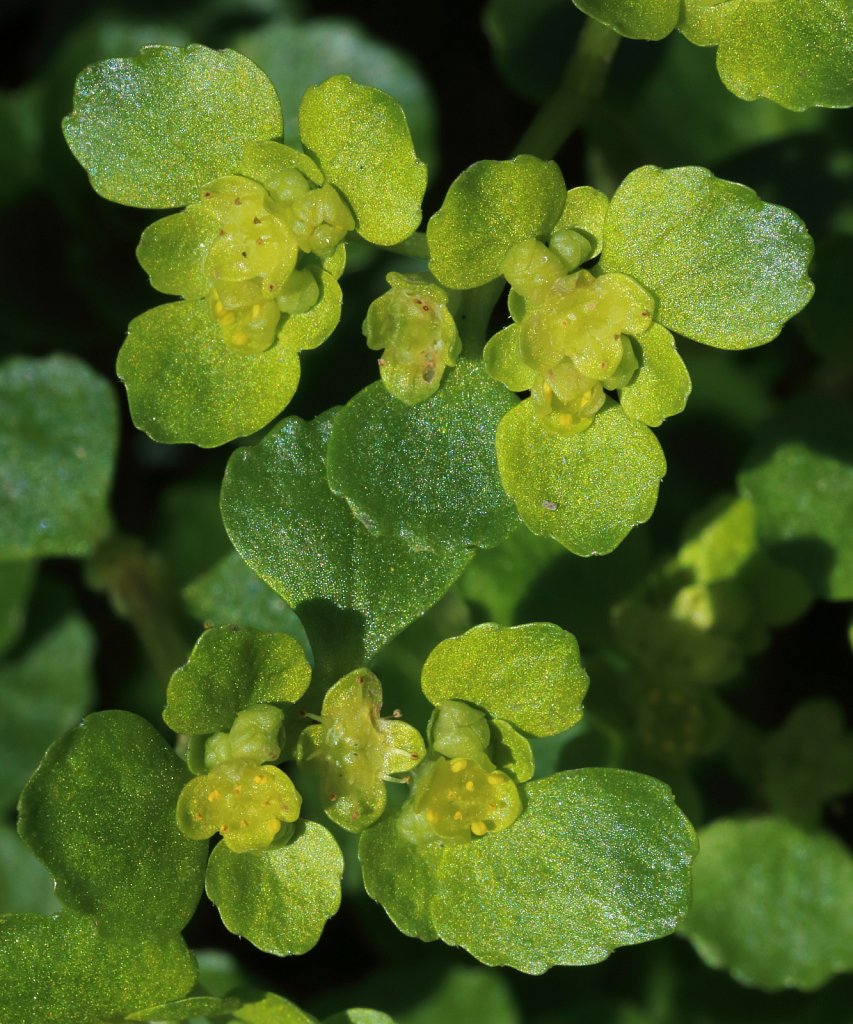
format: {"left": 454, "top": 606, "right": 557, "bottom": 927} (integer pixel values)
{"left": 206, "top": 821, "right": 343, "bottom": 956}
{"left": 490, "top": 720, "right": 535, "bottom": 783}
{"left": 126, "top": 995, "right": 241, "bottom": 1020}
{"left": 427, "top": 156, "right": 566, "bottom": 289}
{"left": 326, "top": 360, "right": 520, "bottom": 551}
{"left": 0, "top": 615, "right": 94, "bottom": 811}
{"left": 63, "top": 44, "right": 282, "bottom": 208}
{"left": 277, "top": 271, "right": 343, "bottom": 352}
{"left": 738, "top": 397, "right": 853, "bottom": 601}
{"left": 682, "top": 0, "right": 853, "bottom": 111}
{"left": 434, "top": 769, "right": 695, "bottom": 971}
{"left": 572, "top": 0, "right": 680, "bottom": 39}
{"left": 298, "top": 75, "right": 426, "bottom": 246}
{"left": 0, "top": 355, "right": 118, "bottom": 560}
{"left": 0, "top": 561, "right": 35, "bottom": 658}
{"left": 184, "top": 552, "right": 312, "bottom": 658}
{"left": 221, "top": 411, "right": 471, "bottom": 677}
{"left": 601, "top": 165, "right": 814, "bottom": 349}
{"left": 0, "top": 824, "right": 60, "bottom": 914}
{"left": 0, "top": 911, "right": 197, "bottom": 1024}
{"left": 233, "top": 993, "right": 319, "bottom": 1024}
{"left": 620, "top": 323, "right": 691, "bottom": 427}
{"left": 551, "top": 185, "right": 610, "bottom": 259}
{"left": 496, "top": 399, "right": 666, "bottom": 556}
{"left": 422, "top": 623, "right": 588, "bottom": 737}
{"left": 399, "top": 965, "right": 520, "bottom": 1024}
{"left": 136, "top": 204, "right": 220, "bottom": 298}
{"left": 483, "top": 325, "right": 539, "bottom": 392}
{"left": 17, "top": 710, "right": 207, "bottom": 933}
{"left": 325, "top": 1013, "right": 396, "bottom": 1024}
{"left": 683, "top": 816, "right": 853, "bottom": 990}
{"left": 164, "top": 626, "right": 311, "bottom": 735}
{"left": 117, "top": 299, "right": 302, "bottom": 447}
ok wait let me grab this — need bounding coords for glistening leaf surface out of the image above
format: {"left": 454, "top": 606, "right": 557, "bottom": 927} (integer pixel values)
{"left": 0, "top": 355, "right": 118, "bottom": 559}
{"left": 63, "top": 44, "right": 282, "bottom": 208}
{"left": 206, "top": 821, "right": 343, "bottom": 957}
{"left": 620, "top": 324, "right": 691, "bottom": 427}
{"left": 572, "top": 0, "right": 680, "bottom": 40}
{"left": 17, "top": 710, "right": 206, "bottom": 933}
{"left": 299, "top": 75, "right": 426, "bottom": 246}
{"left": 0, "top": 911, "right": 196, "bottom": 1024}
{"left": 601, "top": 166, "right": 814, "bottom": 349}
{"left": 164, "top": 626, "right": 312, "bottom": 735}
{"left": 427, "top": 156, "right": 566, "bottom": 289}
{"left": 221, "top": 411, "right": 471, "bottom": 678}
{"left": 496, "top": 400, "right": 666, "bottom": 556}
{"left": 117, "top": 300, "right": 302, "bottom": 448}
{"left": 326, "top": 360, "right": 519, "bottom": 551}
{"left": 683, "top": 816, "right": 853, "bottom": 991}
{"left": 421, "top": 623, "right": 588, "bottom": 736}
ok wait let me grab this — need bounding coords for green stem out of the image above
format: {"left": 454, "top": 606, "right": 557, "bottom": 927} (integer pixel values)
{"left": 457, "top": 279, "right": 505, "bottom": 358}
{"left": 86, "top": 536, "right": 189, "bottom": 687}
{"left": 378, "top": 230, "right": 429, "bottom": 260}
{"left": 514, "top": 17, "right": 621, "bottom": 160}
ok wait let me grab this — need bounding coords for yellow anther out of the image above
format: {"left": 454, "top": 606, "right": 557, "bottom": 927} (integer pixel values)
{"left": 471, "top": 821, "right": 488, "bottom": 836}
{"left": 425, "top": 809, "right": 438, "bottom": 824}
{"left": 232, "top": 331, "right": 249, "bottom": 346}
{"left": 265, "top": 819, "right": 280, "bottom": 833}
{"left": 449, "top": 758, "right": 468, "bottom": 773}
{"left": 453, "top": 811, "right": 463, "bottom": 821}
{"left": 207, "top": 789, "right": 221, "bottom": 802}
{"left": 253, "top": 774, "right": 266, "bottom": 784}
{"left": 251, "top": 304, "right": 261, "bottom": 319}
{"left": 488, "top": 772, "right": 504, "bottom": 785}
{"left": 465, "top": 780, "right": 475, "bottom": 792}
{"left": 213, "top": 300, "right": 225, "bottom": 317}
{"left": 220, "top": 312, "right": 236, "bottom": 327}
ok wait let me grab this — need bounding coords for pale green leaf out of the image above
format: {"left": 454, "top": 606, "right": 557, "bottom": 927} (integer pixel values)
{"left": 738, "top": 397, "right": 853, "bottom": 600}
{"left": 221, "top": 411, "right": 471, "bottom": 680}
{"left": 683, "top": 816, "right": 853, "bottom": 990}
{"left": 551, "top": 185, "right": 610, "bottom": 258}
{"left": 136, "top": 204, "right": 220, "bottom": 298}
{"left": 117, "top": 299, "right": 302, "bottom": 447}
{"left": 0, "top": 615, "right": 94, "bottom": 811}
{"left": 206, "top": 821, "right": 343, "bottom": 956}
{"left": 0, "top": 355, "right": 118, "bottom": 559}
{"left": 233, "top": 992, "right": 318, "bottom": 1024}
{"left": 620, "top": 323, "right": 691, "bottom": 427}
{"left": 325, "top": 1012, "right": 396, "bottom": 1024}
{"left": 601, "top": 165, "right": 814, "bottom": 349}
{"left": 0, "top": 911, "right": 196, "bottom": 1024}
{"left": 427, "top": 156, "right": 566, "bottom": 289}
{"left": 573, "top": 0, "right": 680, "bottom": 39}
{"left": 490, "top": 720, "right": 535, "bottom": 783}
{"left": 496, "top": 400, "right": 666, "bottom": 556}
{"left": 421, "top": 623, "right": 588, "bottom": 737}
{"left": 164, "top": 626, "right": 312, "bottom": 735}
{"left": 17, "top": 710, "right": 206, "bottom": 932}
{"left": 277, "top": 271, "right": 343, "bottom": 352}
{"left": 326, "top": 360, "right": 519, "bottom": 551}
{"left": 63, "top": 44, "right": 282, "bottom": 208}
{"left": 299, "top": 75, "right": 426, "bottom": 246}
{"left": 483, "top": 325, "right": 538, "bottom": 393}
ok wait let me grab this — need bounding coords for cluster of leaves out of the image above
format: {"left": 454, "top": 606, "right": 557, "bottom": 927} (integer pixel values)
{"left": 1, "top": 1, "right": 852, "bottom": 1022}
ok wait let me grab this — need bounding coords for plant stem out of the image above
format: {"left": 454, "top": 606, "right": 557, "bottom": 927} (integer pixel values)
{"left": 457, "top": 279, "right": 505, "bottom": 358}
{"left": 514, "top": 17, "right": 621, "bottom": 160}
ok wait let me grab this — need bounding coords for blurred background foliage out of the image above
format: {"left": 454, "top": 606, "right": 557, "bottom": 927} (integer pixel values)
{"left": 0, "top": 0, "right": 851, "bottom": 1020}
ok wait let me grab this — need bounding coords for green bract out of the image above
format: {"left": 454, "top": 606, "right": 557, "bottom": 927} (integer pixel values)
{"left": 221, "top": 410, "right": 471, "bottom": 682}
{"left": 64, "top": 47, "right": 427, "bottom": 446}
{"left": 0, "top": 355, "right": 118, "bottom": 559}
{"left": 326, "top": 360, "right": 519, "bottom": 551}
{"left": 206, "top": 820, "right": 343, "bottom": 956}
{"left": 683, "top": 817, "right": 853, "bottom": 990}
{"left": 572, "top": 0, "right": 680, "bottom": 40}
{"left": 17, "top": 711, "right": 206, "bottom": 933}
{"left": 297, "top": 668, "right": 425, "bottom": 831}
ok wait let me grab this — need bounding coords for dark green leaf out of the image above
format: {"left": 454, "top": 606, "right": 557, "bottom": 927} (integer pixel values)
{"left": 0, "top": 825, "right": 60, "bottom": 914}
{"left": 326, "top": 360, "right": 519, "bottom": 551}
{"left": 573, "top": 0, "right": 679, "bottom": 39}
{"left": 17, "top": 711, "right": 206, "bottom": 933}
{"left": 0, "top": 561, "right": 35, "bottom": 657}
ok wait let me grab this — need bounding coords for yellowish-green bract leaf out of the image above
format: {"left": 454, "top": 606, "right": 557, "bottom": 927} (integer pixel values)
{"left": 326, "top": 360, "right": 519, "bottom": 551}
{"left": 361, "top": 768, "right": 696, "bottom": 972}
{"left": 483, "top": 325, "right": 538, "bottom": 393}
{"left": 551, "top": 185, "right": 610, "bottom": 259}
{"left": 277, "top": 271, "right": 343, "bottom": 352}
{"left": 126, "top": 995, "right": 241, "bottom": 1020}
{"left": 0, "top": 615, "right": 94, "bottom": 811}
{"left": 572, "top": 0, "right": 680, "bottom": 40}
{"left": 0, "top": 911, "right": 196, "bottom": 1024}
{"left": 298, "top": 75, "right": 426, "bottom": 246}
{"left": 206, "top": 821, "right": 343, "bottom": 957}
{"left": 601, "top": 166, "right": 814, "bottom": 349}
{"left": 738, "top": 397, "right": 853, "bottom": 601}
{"left": 183, "top": 552, "right": 312, "bottom": 660}
{"left": 17, "top": 711, "right": 206, "bottom": 933}
{"left": 233, "top": 993, "right": 318, "bottom": 1024}
{"left": 164, "top": 626, "right": 311, "bottom": 735}
{"left": 136, "top": 204, "right": 220, "bottom": 298}
{"left": 63, "top": 44, "right": 282, "bottom": 208}
{"left": 427, "top": 156, "right": 566, "bottom": 289}
{"left": 496, "top": 400, "right": 666, "bottom": 556}
{"left": 117, "top": 300, "right": 302, "bottom": 447}
{"left": 325, "top": 1012, "right": 396, "bottom": 1024}
{"left": 620, "top": 323, "right": 691, "bottom": 427}
{"left": 0, "top": 355, "right": 118, "bottom": 560}
{"left": 680, "top": 0, "right": 853, "bottom": 111}
{"left": 422, "top": 623, "right": 588, "bottom": 737}
{"left": 221, "top": 411, "right": 471, "bottom": 680}
{"left": 683, "top": 816, "right": 853, "bottom": 991}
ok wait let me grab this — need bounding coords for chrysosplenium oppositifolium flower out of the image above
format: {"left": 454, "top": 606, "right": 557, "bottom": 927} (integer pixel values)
{"left": 63, "top": 44, "right": 426, "bottom": 447}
